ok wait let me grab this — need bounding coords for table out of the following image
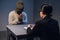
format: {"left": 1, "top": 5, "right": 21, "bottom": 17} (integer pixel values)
{"left": 7, "top": 24, "right": 35, "bottom": 40}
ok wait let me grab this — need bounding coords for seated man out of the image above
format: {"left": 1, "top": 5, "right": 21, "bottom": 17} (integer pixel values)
{"left": 27, "top": 4, "right": 59, "bottom": 40}
{"left": 8, "top": 1, "right": 28, "bottom": 25}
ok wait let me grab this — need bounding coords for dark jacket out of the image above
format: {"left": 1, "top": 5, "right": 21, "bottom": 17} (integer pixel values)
{"left": 27, "top": 16, "right": 59, "bottom": 40}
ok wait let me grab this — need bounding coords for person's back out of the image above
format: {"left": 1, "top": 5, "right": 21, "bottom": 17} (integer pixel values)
{"left": 47, "top": 18, "right": 59, "bottom": 40}
{"left": 37, "top": 17, "right": 59, "bottom": 40}
{"left": 26, "top": 4, "right": 59, "bottom": 40}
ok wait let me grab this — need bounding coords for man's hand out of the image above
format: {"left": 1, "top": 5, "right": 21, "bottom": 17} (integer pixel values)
{"left": 18, "top": 14, "right": 23, "bottom": 19}
{"left": 27, "top": 24, "right": 34, "bottom": 29}
{"left": 27, "top": 24, "right": 32, "bottom": 28}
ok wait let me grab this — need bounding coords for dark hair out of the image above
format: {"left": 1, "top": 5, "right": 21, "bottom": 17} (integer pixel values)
{"left": 41, "top": 4, "right": 53, "bottom": 16}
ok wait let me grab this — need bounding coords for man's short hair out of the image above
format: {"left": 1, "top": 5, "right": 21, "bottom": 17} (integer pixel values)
{"left": 16, "top": 1, "right": 24, "bottom": 10}
{"left": 15, "top": 1, "right": 24, "bottom": 12}
{"left": 41, "top": 4, "right": 53, "bottom": 16}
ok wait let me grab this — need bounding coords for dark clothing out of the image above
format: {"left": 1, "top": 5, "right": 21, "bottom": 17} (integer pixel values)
{"left": 27, "top": 16, "right": 59, "bottom": 40}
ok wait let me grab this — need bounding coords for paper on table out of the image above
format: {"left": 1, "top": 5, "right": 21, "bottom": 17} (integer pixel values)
{"left": 24, "top": 25, "right": 31, "bottom": 30}
{"left": 24, "top": 27, "right": 28, "bottom": 29}
{"left": 24, "top": 24, "right": 35, "bottom": 30}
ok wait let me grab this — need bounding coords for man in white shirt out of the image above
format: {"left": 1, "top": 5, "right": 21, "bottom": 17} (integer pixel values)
{"left": 8, "top": 1, "right": 28, "bottom": 25}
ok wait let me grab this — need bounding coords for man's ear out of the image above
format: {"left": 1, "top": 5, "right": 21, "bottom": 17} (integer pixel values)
{"left": 43, "top": 12, "right": 46, "bottom": 15}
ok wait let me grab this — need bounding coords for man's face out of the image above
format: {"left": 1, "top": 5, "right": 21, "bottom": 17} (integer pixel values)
{"left": 16, "top": 8, "right": 24, "bottom": 15}
{"left": 16, "top": 3, "right": 24, "bottom": 14}
{"left": 16, "top": 3, "right": 23, "bottom": 9}
{"left": 40, "top": 11, "right": 43, "bottom": 18}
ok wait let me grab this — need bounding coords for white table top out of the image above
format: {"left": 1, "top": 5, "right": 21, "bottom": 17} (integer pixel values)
{"left": 7, "top": 24, "right": 35, "bottom": 36}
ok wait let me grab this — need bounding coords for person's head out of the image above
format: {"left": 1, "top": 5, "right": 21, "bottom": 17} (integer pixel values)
{"left": 15, "top": 1, "right": 24, "bottom": 15}
{"left": 40, "top": 4, "right": 53, "bottom": 19}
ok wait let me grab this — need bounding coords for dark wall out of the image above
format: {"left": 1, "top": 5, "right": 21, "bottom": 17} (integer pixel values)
{"left": 34, "top": 0, "right": 60, "bottom": 33}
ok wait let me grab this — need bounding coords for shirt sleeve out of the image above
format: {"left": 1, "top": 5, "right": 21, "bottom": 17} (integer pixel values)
{"left": 8, "top": 11, "right": 19, "bottom": 25}
{"left": 27, "top": 21, "right": 40, "bottom": 34}
{"left": 22, "top": 12, "right": 28, "bottom": 23}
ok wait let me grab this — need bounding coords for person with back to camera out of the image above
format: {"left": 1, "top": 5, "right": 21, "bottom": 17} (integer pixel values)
{"left": 26, "top": 4, "right": 59, "bottom": 40}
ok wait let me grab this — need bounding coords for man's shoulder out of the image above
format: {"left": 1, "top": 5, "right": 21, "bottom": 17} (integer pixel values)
{"left": 22, "top": 11, "right": 26, "bottom": 13}
{"left": 22, "top": 11, "right": 27, "bottom": 15}
{"left": 9, "top": 10, "right": 16, "bottom": 14}
{"left": 49, "top": 18, "right": 58, "bottom": 25}
{"left": 35, "top": 20, "right": 43, "bottom": 24}
{"left": 50, "top": 18, "right": 58, "bottom": 23}
{"left": 9, "top": 10, "right": 16, "bottom": 15}
{"left": 36, "top": 19, "right": 58, "bottom": 24}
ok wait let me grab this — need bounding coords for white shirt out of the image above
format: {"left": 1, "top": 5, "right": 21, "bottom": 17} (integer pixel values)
{"left": 8, "top": 10, "right": 28, "bottom": 25}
